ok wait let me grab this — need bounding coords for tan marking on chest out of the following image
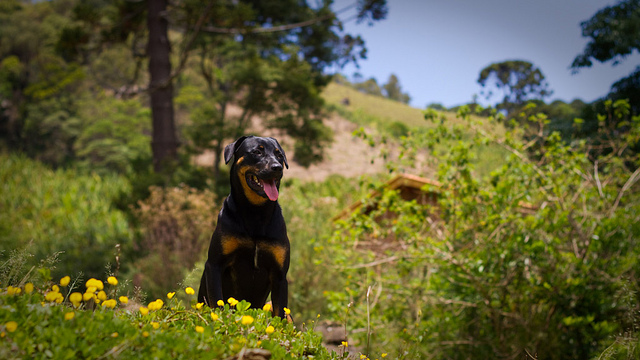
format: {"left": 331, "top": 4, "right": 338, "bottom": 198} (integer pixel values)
{"left": 221, "top": 236, "right": 252, "bottom": 255}
{"left": 258, "top": 243, "right": 288, "bottom": 269}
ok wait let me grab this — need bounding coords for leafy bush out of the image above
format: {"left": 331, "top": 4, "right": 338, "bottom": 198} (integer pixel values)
{"left": 0, "top": 154, "right": 132, "bottom": 281}
{"left": 73, "top": 94, "right": 152, "bottom": 175}
{"left": 0, "top": 274, "right": 340, "bottom": 360}
{"left": 279, "top": 176, "right": 367, "bottom": 323}
{"left": 321, "top": 103, "right": 640, "bottom": 359}
{"left": 131, "top": 185, "right": 218, "bottom": 298}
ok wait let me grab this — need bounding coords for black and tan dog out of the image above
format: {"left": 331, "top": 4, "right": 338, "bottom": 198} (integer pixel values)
{"left": 198, "top": 135, "right": 290, "bottom": 318}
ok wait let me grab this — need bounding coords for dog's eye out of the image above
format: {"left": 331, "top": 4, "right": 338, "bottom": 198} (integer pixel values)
{"left": 252, "top": 149, "right": 262, "bottom": 156}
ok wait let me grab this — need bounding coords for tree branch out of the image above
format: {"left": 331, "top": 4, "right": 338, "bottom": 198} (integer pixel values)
{"left": 609, "top": 166, "right": 640, "bottom": 216}
{"left": 201, "top": 13, "right": 336, "bottom": 35}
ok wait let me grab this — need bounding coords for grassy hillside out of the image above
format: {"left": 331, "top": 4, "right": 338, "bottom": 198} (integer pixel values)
{"left": 322, "top": 82, "right": 431, "bottom": 128}
{"left": 321, "top": 81, "right": 509, "bottom": 178}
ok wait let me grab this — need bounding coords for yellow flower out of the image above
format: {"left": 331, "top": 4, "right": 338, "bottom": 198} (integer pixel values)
{"left": 210, "top": 312, "right": 219, "bottom": 321}
{"left": 83, "top": 292, "right": 94, "bottom": 302}
{"left": 107, "top": 276, "right": 118, "bottom": 286}
{"left": 195, "top": 302, "right": 204, "bottom": 310}
{"left": 148, "top": 299, "right": 164, "bottom": 311}
{"left": 119, "top": 296, "right": 129, "bottom": 304}
{"left": 111, "top": 332, "right": 118, "bottom": 338}
{"left": 195, "top": 326, "right": 204, "bottom": 333}
{"left": 185, "top": 287, "right": 195, "bottom": 295}
{"left": 360, "top": 355, "right": 367, "bottom": 359}
{"left": 227, "top": 297, "right": 238, "bottom": 306}
{"left": 60, "top": 276, "right": 71, "bottom": 287}
{"left": 167, "top": 292, "right": 175, "bottom": 299}
{"left": 142, "top": 331, "right": 149, "bottom": 338}
{"left": 151, "top": 322, "right": 160, "bottom": 330}
{"left": 139, "top": 307, "right": 149, "bottom": 315}
{"left": 97, "top": 291, "right": 107, "bottom": 301}
{"left": 6, "top": 286, "right": 17, "bottom": 296}
{"left": 52, "top": 285, "right": 60, "bottom": 292}
{"left": 341, "top": 341, "right": 348, "bottom": 347}
{"left": 102, "top": 299, "right": 117, "bottom": 309}
{"left": 5, "top": 321, "right": 18, "bottom": 333}
{"left": 55, "top": 293, "right": 63, "bottom": 303}
{"left": 381, "top": 353, "right": 388, "bottom": 358}
{"left": 85, "top": 278, "right": 104, "bottom": 290}
{"left": 217, "top": 300, "right": 224, "bottom": 307}
{"left": 69, "top": 292, "right": 82, "bottom": 307}
{"left": 262, "top": 303, "right": 272, "bottom": 312}
{"left": 240, "top": 315, "right": 254, "bottom": 325}
{"left": 284, "top": 307, "right": 291, "bottom": 315}
{"left": 265, "top": 325, "right": 275, "bottom": 335}
{"left": 24, "top": 283, "right": 34, "bottom": 294}
{"left": 45, "top": 290, "right": 59, "bottom": 302}
{"left": 64, "top": 312, "right": 75, "bottom": 321}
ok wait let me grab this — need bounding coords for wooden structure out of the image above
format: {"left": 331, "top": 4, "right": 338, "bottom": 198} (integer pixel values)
{"left": 333, "top": 174, "right": 442, "bottom": 221}
{"left": 333, "top": 173, "right": 537, "bottom": 222}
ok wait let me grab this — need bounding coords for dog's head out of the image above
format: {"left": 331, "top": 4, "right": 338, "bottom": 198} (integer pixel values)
{"left": 225, "top": 136, "right": 288, "bottom": 205}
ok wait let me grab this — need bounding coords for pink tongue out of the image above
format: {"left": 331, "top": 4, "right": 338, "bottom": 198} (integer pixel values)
{"left": 261, "top": 179, "right": 279, "bottom": 201}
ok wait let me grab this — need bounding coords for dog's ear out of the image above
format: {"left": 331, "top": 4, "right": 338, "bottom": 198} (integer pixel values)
{"left": 269, "top": 137, "right": 288, "bottom": 169}
{"left": 224, "top": 136, "right": 252, "bottom": 164}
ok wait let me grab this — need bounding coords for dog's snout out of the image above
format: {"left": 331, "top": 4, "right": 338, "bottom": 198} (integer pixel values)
{"left": 271, "top": 162, "right": 283, "bottom": 172}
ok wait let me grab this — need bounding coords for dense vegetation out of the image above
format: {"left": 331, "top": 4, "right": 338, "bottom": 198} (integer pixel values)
{"left": 1, "top": 0, "right": 639, "bottom": 359}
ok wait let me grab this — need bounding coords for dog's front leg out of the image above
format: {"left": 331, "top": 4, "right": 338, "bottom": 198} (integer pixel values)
{"left": 198, "top": 260, "right": 223, "bottom": 307}
{"left": 270, "top": 274, "right": 289, "bottom": 319}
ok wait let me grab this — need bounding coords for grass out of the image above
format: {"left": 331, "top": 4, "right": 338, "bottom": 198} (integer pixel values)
{"left": 0, "top": 273, "right": 341, "bottom": 360}
{"left": 321, "top": 81, "right": 510, "bottom": 179}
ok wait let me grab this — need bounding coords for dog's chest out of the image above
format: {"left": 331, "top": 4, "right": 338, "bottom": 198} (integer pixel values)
{"left": 221, "top": 235, "right": 287, "bottom": 269}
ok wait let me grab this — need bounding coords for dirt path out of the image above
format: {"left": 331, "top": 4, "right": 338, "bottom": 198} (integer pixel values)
{"left": 194, "top": 111, "right": 390, "bottom": 182}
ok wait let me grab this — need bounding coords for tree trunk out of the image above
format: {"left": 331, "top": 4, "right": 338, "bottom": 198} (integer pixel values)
{"left": 147, "top": 0, "right": 178, "bottom": 173}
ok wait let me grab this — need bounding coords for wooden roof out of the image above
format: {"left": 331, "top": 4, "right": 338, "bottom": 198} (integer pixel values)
{"left": 332, "top": 173, "right": 537, "bottom": 221}
{"left": 332, "top": 174, "right": 442, "bottom": 221}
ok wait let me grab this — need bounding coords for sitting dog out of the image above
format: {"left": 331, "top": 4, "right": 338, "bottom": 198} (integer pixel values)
{"left": 198, "top": 136, "right": 290, "bottom": 318}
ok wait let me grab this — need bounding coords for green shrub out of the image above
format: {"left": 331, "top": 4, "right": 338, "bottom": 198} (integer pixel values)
{"left": 0, "top": 153, "right": 132, "bottom": 280}
{"left": 74, "top": 95, "right": 152, "bottom": 175}
{"left": 321, "top": 103, "right": 640, "bottom": 359}
{"left": 279, "top": 175, "right": 367, "bottom": 323}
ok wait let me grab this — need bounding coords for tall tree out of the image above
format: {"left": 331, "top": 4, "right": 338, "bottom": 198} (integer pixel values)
{"left": 382, "top": 73, "right": 411, "bottom": 104}
{"left": 61, "top": 0, "right": 387, "bottom": 175}
{"left": 571, "top": 0, "right": 640, "bottom": 113}
{"left": 477, "top": 60, "right": 552, "bottom": 115}
{"left": 179, "top": 0, "right": 388, "bottom": 177}
{"left": 147, "top": 0, "right": 178, "bottom": 173}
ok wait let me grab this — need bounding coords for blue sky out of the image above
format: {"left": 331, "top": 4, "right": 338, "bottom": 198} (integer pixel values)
{"left": 331, "top": 0, "right": 640, "bottom": 108}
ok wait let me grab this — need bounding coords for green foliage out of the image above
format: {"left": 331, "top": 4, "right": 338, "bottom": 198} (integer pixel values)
{"left": 74, "top": 94, "right": 152, "bottom": 175}
{"left": 382, "top": 74, "right": 411, "bottom": 104}
{"left": 278, "top": 176, "right": 367, "bottom": 323}
{"left": 610, "top": 66, "right": 640, "bottom": 114}
{"left": 571, "top": 0, "right": 640, "bottom": 69}
{"left": 0, "top": 274, "right": 336, "bottom": 360}
{"left": 478, "top": 60, "right": 552, "bottom": 115}
{"left": 0, "top": 154, "right": 132, "bottom": 281}
{"left": 321, "top": 102, "right": 640, "bottom": 359}
{"left": 572, "top": 0, "right": 640, "bottom": 114}
{"left": 0, "top": 0, "right": 84, "bottom": 165}
{"left": 332, "top": 73, "right": 411, "bottom": 104}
